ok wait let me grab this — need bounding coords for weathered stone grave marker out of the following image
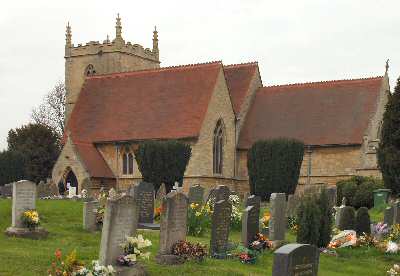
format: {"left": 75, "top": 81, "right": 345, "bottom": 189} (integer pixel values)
{"left": 269, "top": 193, "right": 287, "bottom": 244}
{"left": 215, "top": 185, "right": 230, "bottom": 202}
{"left": 384, "top": 206, "right": 395, "bottom": 227}
{"left": 83, "top": 200, "right": 100, "bottom": 231}
{"left": 210, "top": 199, "right": 232, "bottom": 258}
{"left": 99, "top": 195, "right": 138, "bottom": 266}
{"left": 188, "top": 184, "right": 205, "bottom": 205}
{"left": 133, "top": 182, "right": 155, "bottom": 223}
{"left": 242, "top": 205, "right": 259, "bottom": 247}
{"left": 272, "top": 243, "right": 320, "bottom": 276}
{"left": 1, "top": 183, "right": 12, "bottom": 198}
{"left": 5, "top": 180, "right": 48, "bottom": 239}
{"left": 156, "top": 191, "right": 188, "bottom": 265}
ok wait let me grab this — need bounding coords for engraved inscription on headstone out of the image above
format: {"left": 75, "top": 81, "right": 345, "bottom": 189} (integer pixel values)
{"left": 188, "top": 184, "right": 205, "bottom": 205}
{"left": 99, "top": 195, "right": 138, "bottom": 266}
{"left": 133, "top": 182, "right": 155, "bottom": 224}
{"left": 273, "top": 244, "right": 319, "bottom": 276}
{"left": 210, "top": 199, "right": 232, "bottom": 257}
{"left": 158, "top": 191, "right": 189, "bottom": 255}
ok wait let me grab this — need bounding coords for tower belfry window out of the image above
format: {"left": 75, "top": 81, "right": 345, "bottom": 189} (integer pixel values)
{"left": 85, "top": 64, "right": 96, "bottom": 76}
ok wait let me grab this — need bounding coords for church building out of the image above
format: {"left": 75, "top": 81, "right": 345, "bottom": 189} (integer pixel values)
{"left": 52, "top": 16, "right": 390, "bottom": 195}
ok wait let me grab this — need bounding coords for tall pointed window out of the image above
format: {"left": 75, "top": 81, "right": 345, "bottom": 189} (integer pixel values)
{"left": 85, "top": 64, "right": 96, "bottom": 76}
{"left": 122, "top": 152, "right": 134, "bottom": 175}
{"left": 213, "top": 119, "right": 224, "bottom": 175}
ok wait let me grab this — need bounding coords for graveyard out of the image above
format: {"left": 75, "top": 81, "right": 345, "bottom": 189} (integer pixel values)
{"left": 1, "top": 181, "right": 400, "bottom": 276}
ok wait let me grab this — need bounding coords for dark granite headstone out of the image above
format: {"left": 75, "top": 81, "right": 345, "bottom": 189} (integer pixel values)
{"left": 384, "top": 206, "right": 394, "bottom": 227}
{"left": 242, "top": 205, "right": 259, "bottom": 247}
{"left": 133, "top": 182, "right": 155, "bottom": 224}
{"left": 273, "top": 244, "right": 319, "bottom": 276}
{"left": 244, "top": 195, "right": 261, "bottom": 211}
{"left": 269, "top": 193, "right": 287, "bottom": 241}
{"left": 210, "top": 199, "right": 232, "bottom": 258}
{"left": 188, "top": 184, "right": 205, "bottom": 205}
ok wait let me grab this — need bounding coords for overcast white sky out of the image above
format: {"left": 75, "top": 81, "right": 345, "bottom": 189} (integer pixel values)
{"left": 0, "top": 0, "right": 399, "bottom": 150}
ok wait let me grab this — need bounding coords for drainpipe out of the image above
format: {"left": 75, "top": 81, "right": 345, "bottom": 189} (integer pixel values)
{"left": 307, "top": 145, "right": 312, "bottom": 186}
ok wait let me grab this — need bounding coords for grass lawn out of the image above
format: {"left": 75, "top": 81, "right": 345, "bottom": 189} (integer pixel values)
{"left": 0, "top": 199, "right": 399, "bottom": 276}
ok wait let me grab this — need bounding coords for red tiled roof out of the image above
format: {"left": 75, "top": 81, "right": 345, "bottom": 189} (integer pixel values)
{"left": 67, "top": 61, "right": 223, "bottom": 143}
{"left": 73, "top": 142, "right": 114, "bottom": 178}
{"left": 238, "top": 77, "right": 384, "bottom": 149}
{"left": 224, "top": 62, "right": 259, "bottom": 115}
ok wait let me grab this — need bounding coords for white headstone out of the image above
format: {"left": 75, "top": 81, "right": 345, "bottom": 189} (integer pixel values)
{"left": 68, "top": 187, "right": 77, "bottom": 198}
{"left": 11, "top": 180, "right": 36, "bottom": 228}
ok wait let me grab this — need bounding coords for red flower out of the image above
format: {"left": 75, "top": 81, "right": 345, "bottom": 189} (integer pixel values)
{"left": 55, "top": 249, "right": 62, "bottom": 260}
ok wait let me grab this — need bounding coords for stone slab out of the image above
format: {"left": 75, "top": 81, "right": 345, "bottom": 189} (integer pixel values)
{"left": 5, "top": 227, "right": 49, "bottom": 239}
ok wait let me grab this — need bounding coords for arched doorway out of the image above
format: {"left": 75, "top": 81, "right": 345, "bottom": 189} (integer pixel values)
{"left": 65, "top": 170, "right": 78, "bottom": 195}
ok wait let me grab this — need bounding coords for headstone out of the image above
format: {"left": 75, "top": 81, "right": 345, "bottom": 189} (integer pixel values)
{"left": 1, "top": 183, "right": 12, "bottom": 197}
{"left": 99, "top": 195, "right": 138, "bottom": 266}
{"left": 205, "top": 188, "right": 216, "bottom": 203}
{"left": 5, "top": 180, "right": 48, "bottom": 238}
{"left": 335, "top": 197, "right": 347, "bottom": 227}
{"left": 272, "top": 244, "right": 320, "bottom": 276}
{"left": 244, "top": 194, "right": 261, "bottom": 231}
{"left": 133, "top": 182, "right": 155, "bottom": 224}
{"left": 286, "top": 194, "right": 299, "bottom": 217}
{"left": 385, "top": 206, "right": 395, "bottom": 227}
{"left": 242, "top": 206, "right": 259, "bottom": 247}
{"left": 36, "top": 181, "right": 48, "bottom": 198}
{"left": 83, "top": 201, "right": 100, "bottom": 231}
{"left": 338, "top": 206, "right": 356, "bottom": 231}
{"left": 156, "top": 191, "right": 188, "bottom": 264}
{"left": 48, "top": 181, "right": 60, "bottom": 197}
{"left": 269, "top": 193, "right": 287, "bottom": 242}
{"left": 68, "top": 186, "right": 77, "bottom": 198}
{"left": 188, "top": 184, "right": 205, "bottom": 205}
{"left": 210, "top": 199, "right": 232, "bottom": 258}
{"left": 215, "top": 185, "right": 230, "bottom": 202}
{"left": 393, "top": 201, "right": 400, "bottom": 225}
{"left": 156, "top": 183, "right": 167, "bottom": 199}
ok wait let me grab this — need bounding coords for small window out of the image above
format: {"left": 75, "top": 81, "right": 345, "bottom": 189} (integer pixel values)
{"left": 85, "top": 64, "right": 96, "bottom": 76}
{"left": 213, "top": 119, "right": 224, "bottom": 175}
{"left": 122, "top": 152, "right": 134, "bottom": 175}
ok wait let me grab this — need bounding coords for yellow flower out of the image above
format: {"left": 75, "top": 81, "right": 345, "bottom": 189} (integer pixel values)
{"left": 195, "top": 211, "right": 201, "bottom": 217}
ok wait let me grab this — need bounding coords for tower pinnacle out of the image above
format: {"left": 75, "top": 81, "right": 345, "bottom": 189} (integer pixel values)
{"left": 385, "top": 59, "right": 390, "bottom": 75}
{"left": 153, "top": 26, "right": 159, "bottom": 60}
{"left": 115, "top": 14, "right": 123, "bottom": 40}
{"left": 66, "top": 22, "right": 72, "bottom": 47}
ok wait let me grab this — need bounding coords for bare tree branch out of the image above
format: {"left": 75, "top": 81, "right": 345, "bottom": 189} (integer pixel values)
{"left": 32, "top": 82, "right": 66, "bottom": 138}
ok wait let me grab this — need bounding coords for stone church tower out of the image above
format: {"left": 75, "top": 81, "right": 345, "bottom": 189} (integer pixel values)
{"left": 64, "top": 14, "right": 161, "bottom": 124}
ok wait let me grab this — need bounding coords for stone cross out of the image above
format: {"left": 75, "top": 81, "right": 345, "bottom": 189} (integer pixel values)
{"left": 188, "top": 184, "right": 205, "bottom": 205}
{"left": 210, "top": 199, "right": 232, "bottom": 258}
{"left": 133, "top": 182, "right": 155, "bottom": 224}
{"left": 272, "top": 244, "right": 320, "bottom": 276}
{"left": 215, "top": 185, "right": 230, "bottom": 202}
{"left": 11, "top": 180, "right": 36, "bottom": 228}
{"left": 99, "top": 195, "right": 138, "bottom": 266}
{"left": 158, "top": 191, "right": 189, "bottom": 255}
{"left": 269, "top": 193, "right": 287, "bottom": 242}
{"left": 83, "top": 200, "right": 100, "bottom": 231}
{"left": 242, "top": 205, "right": 259, "bottom": 247}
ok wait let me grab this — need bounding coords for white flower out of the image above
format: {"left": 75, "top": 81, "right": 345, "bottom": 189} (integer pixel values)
{"left": 125, "top": 254, "right": 137, "bottom": 262}
{"left": 387, "top": 241, "right": 399, "bottom": 254}
{"left": 140, "top": 252, "right": 151, "bottom": 260}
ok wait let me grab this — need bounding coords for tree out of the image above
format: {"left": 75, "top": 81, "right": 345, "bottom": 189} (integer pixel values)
{"left": 7, "top": 123, "right": 60, "bottom": 183}
{"left": 378, "top": 77, "right": 400, "bottom": 194}
{"left": 317, "top": 188, "right": 333, "bottom": 247}
{"left": 31, "top": 82, "right": 66, "bottom": 139}
{"left": 0, "top": 150, "right": 25, "bottom": 185}
{"left": 296, "top": 195, "right": 320, "bottom": 246}
{"left": 135, "top": 140, "right": 192, "bottom": 192}
{"left": 247, "top": 138, "right": 304, "bottom": 200}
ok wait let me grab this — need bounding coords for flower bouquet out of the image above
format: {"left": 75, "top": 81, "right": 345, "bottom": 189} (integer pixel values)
{"left": 249, "top": 233, "right": 272, "bottom": 252}
{"left": 371, "top": 222, "right": 390, "bottom": 241}
{"left": 117, "top": 235, "right": 152, "bottom": 267}
{"left": 154, "top": 206, "right": 162, "bottom": 222}
{"left": 328, "top": 230, "right": 357, "bottom": 249}
{"left": 172, "top": 240, "right": 207, "bottom": 262}
{"left": 21, "top": 209, "right": 40, "bottom": 230}
{"left": 388, "top": 264, "right": 400, "bottom": 275}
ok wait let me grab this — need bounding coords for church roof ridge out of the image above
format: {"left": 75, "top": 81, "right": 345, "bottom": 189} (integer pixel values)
{"left": 223, "top": 61, "right": 258, "bottom": 68}
{"left": 87, "top": 60, "right": 223, "bottom": 79}
{"left": 263, "top": 76, "right": 384, "bottom": 90}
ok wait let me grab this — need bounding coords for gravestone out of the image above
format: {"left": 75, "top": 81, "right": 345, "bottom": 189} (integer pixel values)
{"left": 272, "top": 244, "right": 320, "bottom": 276}
{"left": 205, "top": 188, "right": 216, "bottom": 203}
{"left": 338, "top": 206, "right": 356, "bottom": 231}
{"left": 68, "top": 186, "right": 77, "bottom": 198}
{"left": 48, "top": 181, "right": 60, "bottom": 197}
{"left": 5, "top": 180, "right": 48, "bottom": 239}
{"left": 242, "top": 205, "right": 259, "bottom": 247}
{"left": 269, "top": 193, "right": 287, "bottom": 242}
{"left": 384, "top": 206, "right": 395, "bottom": 227}
{"left": 156, "top": 183, "right": 167, "bottom": 199}
{"left": 133, "top": 182, "right": 155, "bottom": 224}
{"left": 99, "top": 195, "right": 138, "bottom": 266}
{"left": 244, "top": 195, "right": 261, "bottom": 231}
{"left": 1, "top": 183, "right": 12, "bottom": 197}
{"left": 156, "top": 191, "right": 188, "bottom": 265}
{"left": 210, "top": 199, "right": 232, "bottom": 258}
{"left": 286, "top": 194, "right": 300, "bottom": 217}
{"left": 36, "top": 181, "right": 49, "bottom": 198}
{"left": 215, "top": 185, "right": 230, "bottom": 202}
{"left": 188, "top": 184, "right": 205, "bottom": 205}
{"left": 335, "top": 197, "right": 347, "bottom": 227}
{"left": 83, "top": 201, "right": 100, "bottom": 231}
